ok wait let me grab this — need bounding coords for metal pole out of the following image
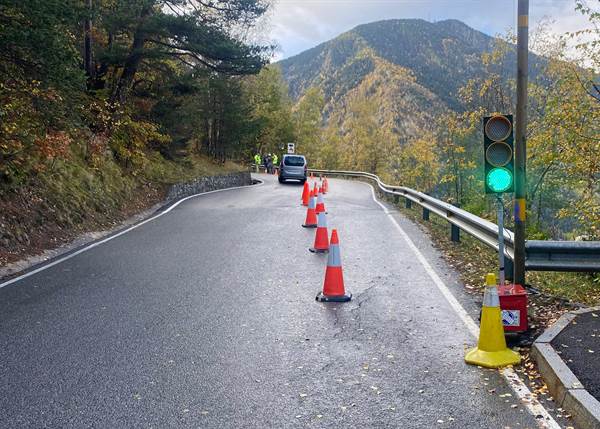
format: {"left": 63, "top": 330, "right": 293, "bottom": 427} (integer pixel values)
{"left": 497, "top": 196, "right": 506, "bottom": 286}
{"left": 513, "top": 0, "right": 529, "bottom": 285}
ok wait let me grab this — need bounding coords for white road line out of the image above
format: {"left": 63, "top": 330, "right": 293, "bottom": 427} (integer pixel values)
{"left": 0, "top": 179, "right": 264, "bottom": 290}
{"left": 367, "top": 184, "right": 561, "bottom": 429}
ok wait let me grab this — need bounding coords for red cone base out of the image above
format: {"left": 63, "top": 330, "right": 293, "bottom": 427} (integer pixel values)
{"left": 302, "top": 190, "right": 318, "bottom": 228}
{"left": 302, "top": 212, "right": 317, "bottom": 228}
{"left": 316, "top": 266, "right": 351, "bottom": 302}
{"left": 309, "top": 212, "right": 328, "bottom": 252}
{"left": 301, "top": 181, "right": 310, "bottom": 206}
{"left": 308, "top": 239, "right": 329, "bottom": 253}
{"left": 309, "top": 228, "right": 329, "bottom": 253}
{"left": 316, "top": 229, "right": 351, "bottom": 302}
{"left": 316, "top": 291, "right": 352, "bottom": 302}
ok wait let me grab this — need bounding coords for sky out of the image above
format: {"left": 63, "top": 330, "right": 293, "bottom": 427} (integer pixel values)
{"left": 265, "top": 0, "right": 596, "bottom": 61}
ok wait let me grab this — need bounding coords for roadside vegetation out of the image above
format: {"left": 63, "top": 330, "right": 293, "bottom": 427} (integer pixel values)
{"left": 295, "top": 6, "right": 599, "bottom": 244}
{"left": 0, "top": 1, "right": 597, "bottom": 304}
{"left": 389, "top": 193, "right": 600, "bottom": 307}
{"left": 285, "top": 4, "right": 600, "bottom": 300}
{"left": 0, "top": 1, "right": 289, "bottom": 264}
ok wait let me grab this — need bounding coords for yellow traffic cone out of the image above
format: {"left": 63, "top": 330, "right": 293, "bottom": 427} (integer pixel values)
{"left": 465, "top": 273, "right": 521, "bottom": 368}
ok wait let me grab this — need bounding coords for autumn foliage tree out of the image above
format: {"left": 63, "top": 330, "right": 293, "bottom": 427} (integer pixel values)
{"left": 0, "top": 0, "right": 276, "bottom": 186}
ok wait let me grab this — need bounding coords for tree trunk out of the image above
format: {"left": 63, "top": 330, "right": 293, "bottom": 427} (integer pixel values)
{"left": 83, "top": 0, "right": 93, "bottom": 83}
{"left": 111, "top": 6, "right": 152, "bottom": 104}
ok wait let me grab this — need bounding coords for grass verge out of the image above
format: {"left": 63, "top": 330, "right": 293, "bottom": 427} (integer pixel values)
{"left": 0, "top": 151, "right": 245, "bottom": 267}
{"left": 379, "top": 192, "right": 600, "bottom": 308}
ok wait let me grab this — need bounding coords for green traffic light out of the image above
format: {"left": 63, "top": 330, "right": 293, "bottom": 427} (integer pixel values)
{"left": 487, "top": 167, "right": 513, "bottom": 193}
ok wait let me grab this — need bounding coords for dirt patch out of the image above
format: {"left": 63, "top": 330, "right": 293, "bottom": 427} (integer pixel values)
{"left": 0, "top": 182, "right": 166, "bottom": 268}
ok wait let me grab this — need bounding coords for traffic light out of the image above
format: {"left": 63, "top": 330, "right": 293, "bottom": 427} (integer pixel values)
{"left": 483, "top": 114, "right": 514, "bottom": 194}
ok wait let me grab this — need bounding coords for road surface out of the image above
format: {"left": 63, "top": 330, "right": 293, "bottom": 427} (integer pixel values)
{"left": 0, "top": 174, "right": 553, "bottom": 428}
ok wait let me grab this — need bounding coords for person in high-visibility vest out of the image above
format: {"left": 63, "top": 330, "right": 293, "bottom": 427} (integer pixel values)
{"left": 272, "top": 154, "right": 278, "bottom": 174}
{"left": 254, "top": 154, "right": 261, "bottom": 172}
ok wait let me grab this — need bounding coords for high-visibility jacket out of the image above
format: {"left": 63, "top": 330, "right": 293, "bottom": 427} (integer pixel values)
{"left": 254, "top": 154, "right": 261, "bottom": 164}
{"left": 273, "top": 155, "right": 278, "bottom": 165}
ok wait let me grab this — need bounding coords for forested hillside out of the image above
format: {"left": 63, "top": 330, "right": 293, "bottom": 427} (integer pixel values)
{"left": 280, "top": 19, "right": 548, "bottom": 111}
{"left": 279, "top": 13, "right": 599, "bottom": 242}
{"left": 0, "top": 0, "right": 294, "bottom": 265}
{"left": 1, "top": 1, "right": 598, "bottom": 268}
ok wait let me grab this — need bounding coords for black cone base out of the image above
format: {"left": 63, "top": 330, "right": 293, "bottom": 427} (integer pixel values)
{"left": 309, "top": 248, "right": 329, "bottom": 254}
{"left": 302, "top": 224, "right": 317, "bottom": 228}
{"left": 316, "top": 292, "right": 352, "bottom": 302}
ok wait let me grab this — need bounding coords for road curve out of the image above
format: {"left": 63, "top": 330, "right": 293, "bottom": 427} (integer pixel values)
{"left": 0, "top": 174, "right": 545, "bottom": 428}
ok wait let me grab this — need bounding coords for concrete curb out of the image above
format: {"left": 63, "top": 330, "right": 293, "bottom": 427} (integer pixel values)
{"left": 532, "top": 306, "right": 600, "bottom": 429}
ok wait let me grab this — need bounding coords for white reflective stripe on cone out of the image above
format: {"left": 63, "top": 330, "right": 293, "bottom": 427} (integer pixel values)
{"left": 308, "top": 195, "right": 316, "bottom": 209}
{"left": 483, "top": 286, "right": 500, "bottom": 307}
{"left": 327, "top": 244, "right": 342, "bottom": 267}
{"left": 317, "top": 211, "right": 327, "bottom": 228}
{"left": 317, "top": 192, "right": 324, "bottom": 204}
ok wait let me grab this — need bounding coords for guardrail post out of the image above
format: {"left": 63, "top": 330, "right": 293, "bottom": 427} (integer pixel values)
{"left": 451, "top": 224, "right": 460, "bottom": 242}
{"left": 422, "top": 207, "right": 430, "bottom": 221}
{"left": 294, "top": 169, "right": 599, "bottom": 275}
{"left": 405, "top": 198, "right": 412, "bottom": 209}
{"left": 450, "top": 202, "right": 460, "bottom": 242}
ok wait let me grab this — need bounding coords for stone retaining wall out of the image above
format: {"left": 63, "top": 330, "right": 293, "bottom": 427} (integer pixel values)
{"left": 166, "top": 171, "right": 252, "bottom": 202}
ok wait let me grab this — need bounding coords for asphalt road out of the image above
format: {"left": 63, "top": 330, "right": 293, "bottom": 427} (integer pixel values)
{"left": 553, "top": 311, "right": 600, "bottom": 401}
{"left": 0, "top": 174, "right": 546, "bottom": 428}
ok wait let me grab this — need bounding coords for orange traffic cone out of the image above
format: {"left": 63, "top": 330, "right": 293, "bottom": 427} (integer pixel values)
{"left": 315, "top": 187, "right": 327, "bottom": 214}
{"left": 309, "top": 211, "right": 329, "bottom": 253}
{"left": 323, "top": 177, "right": 329, "bottom": 194}
{"left": 301, "top": 181, "right": 310, "bottom": 206}
{"left": 312, "top": 182, "right": 318, "bottom": 195}
{"left": 316, "top": 229, "right": 351, "bottom": 302}
{"left": 302, "top": 189, "right": 318, "bottom": 228}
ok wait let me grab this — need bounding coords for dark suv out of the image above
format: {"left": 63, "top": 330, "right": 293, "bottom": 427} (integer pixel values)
{"left": 279, "top": 154, "right": 307, "bottom": 184}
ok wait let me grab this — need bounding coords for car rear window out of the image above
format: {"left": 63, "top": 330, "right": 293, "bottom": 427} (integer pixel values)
{"left": 284, "top": 156, "right": 305, "bottom": 166}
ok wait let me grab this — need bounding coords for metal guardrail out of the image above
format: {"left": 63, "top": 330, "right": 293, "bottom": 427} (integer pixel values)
{"left": 305, "top": 168, "right": 600, "bottom": 273}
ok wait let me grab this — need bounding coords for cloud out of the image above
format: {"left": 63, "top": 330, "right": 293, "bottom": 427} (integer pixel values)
{"left": 267, "top": 0, "right": 595, "bottom": 60}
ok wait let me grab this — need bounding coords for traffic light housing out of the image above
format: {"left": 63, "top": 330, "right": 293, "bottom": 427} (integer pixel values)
{"left": 483, "top": 114, "right": 514, "bottom": 194}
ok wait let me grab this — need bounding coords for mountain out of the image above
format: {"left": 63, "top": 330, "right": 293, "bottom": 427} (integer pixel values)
{"left": 278, "top": 19, "right": 544, "bottom": 136}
